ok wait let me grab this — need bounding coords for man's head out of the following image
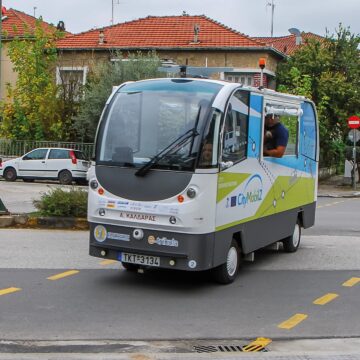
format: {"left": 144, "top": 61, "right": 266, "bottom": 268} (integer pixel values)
{"left": 265, "top": 114, "right": 280, "bottom": 128}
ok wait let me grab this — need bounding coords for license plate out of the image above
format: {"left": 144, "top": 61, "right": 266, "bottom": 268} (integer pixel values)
{"left": 120, "top": 252, "right": 160, "bottom": 267}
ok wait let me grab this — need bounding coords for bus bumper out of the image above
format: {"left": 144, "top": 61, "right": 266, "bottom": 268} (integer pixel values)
{"left": 89, "top": 222, "right": 216, "bottom": 271}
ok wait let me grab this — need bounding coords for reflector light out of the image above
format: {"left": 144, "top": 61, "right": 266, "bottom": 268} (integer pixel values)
{"left": 98, "top": 188, "right": 104, "bottom": 195}
{"left": 177, "top": 195, "right": 184, "bottom": 203}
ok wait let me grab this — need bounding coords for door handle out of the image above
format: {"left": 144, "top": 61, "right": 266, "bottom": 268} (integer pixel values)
{"left": 41, "top": 161, "right": 45, "bottom": 163}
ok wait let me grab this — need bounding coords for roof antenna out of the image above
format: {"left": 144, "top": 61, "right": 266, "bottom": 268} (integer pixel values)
{"left": 266, "top": 0, "right": 275, "bottom": 37}
{"left": 289, "top": 28, "right": 302, "bottom": 45}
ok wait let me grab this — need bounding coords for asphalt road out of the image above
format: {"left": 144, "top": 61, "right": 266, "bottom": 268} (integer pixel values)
{"left": 0, "top": 182, "right": 359, "bottom": 358}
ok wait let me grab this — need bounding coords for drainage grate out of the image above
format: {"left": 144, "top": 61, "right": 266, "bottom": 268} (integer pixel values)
{"left": 193, "top": 338, "right": 271, "bottom": 353}
{"left": 218, "top": 345, "right": 244, "bottom": 352}
{"left": 193, "top": 345, "right": 218, "bottom": 353}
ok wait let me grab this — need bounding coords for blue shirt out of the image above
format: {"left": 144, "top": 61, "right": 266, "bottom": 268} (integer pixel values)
{"left": 265, "top": 122, "right": 289, "bottom": 150}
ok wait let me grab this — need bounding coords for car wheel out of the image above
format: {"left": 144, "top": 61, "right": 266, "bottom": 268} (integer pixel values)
{"left": 23, "top": 178, "right": 34, "bottom": 183}
{"left": 212, "top": 239, "right": 241, "bottom": 284}
{"left": 58, "top": 170, "right": 73, "bottom": 185}
{"left": 122, "top": 262, "right": 139, "bottom": 272}
{"left": 282, "top": 221, "right": 301, "bottom": 253}
{"left": 4, "top": 167, "right": 17, "bottom": 182}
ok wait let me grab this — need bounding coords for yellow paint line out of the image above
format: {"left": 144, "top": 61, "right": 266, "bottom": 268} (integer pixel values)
{"left": 47, "top": 270, "right": 79, "bottom": 281}
{"left": 0, "top": 287, "right": 21, "bottom": 296}
{"left": 317, "top": 206, "right": 323, "bottom": 209}
{"left": 242, "top": 337, "right": 272, "bottom": 352}
{"left": 100, "top": 260, "right": 117, "bottom": 266}
{"left": 313, "top": 293, "right": 339, "bottom": 305}
{"left": 342, "top": 277, "right": 360, "bottom": 287}
{"left": 278, "top": 313, "right": 308, "bottom": 329}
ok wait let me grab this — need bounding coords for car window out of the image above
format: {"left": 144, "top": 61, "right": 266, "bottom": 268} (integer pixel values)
{"left": 48, "top": 149, "right": 71, "bottom": 160}
{"left": 74, "top": 151, "right": 86, "bottom": 160}
{"left": 24, "top": 149, "right": 48, "bottom": 160}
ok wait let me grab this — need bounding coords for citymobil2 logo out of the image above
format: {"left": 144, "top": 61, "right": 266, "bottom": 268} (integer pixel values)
{"left": 226, "top": 174, "right": 263, "bottom": 209}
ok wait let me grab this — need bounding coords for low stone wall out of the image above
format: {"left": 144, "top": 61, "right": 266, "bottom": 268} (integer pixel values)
{"left": 319, "top": 166, "right": 337, "bottom": 180}
{"left": 0, "top": 214, "right": 89, "bottom": 230}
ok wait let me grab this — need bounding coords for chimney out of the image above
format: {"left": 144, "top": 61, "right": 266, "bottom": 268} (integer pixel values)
{"left": 193, "top": 24, "right": 200, "bottom": 44}
{"left": 57, "top": 21, "right": 66, "bottom": 32}
{"left": 295, "top": 35, "right": 302, "bottom": 46}
{"left": 99, "top": 30, "right": 105, "bottom": 45}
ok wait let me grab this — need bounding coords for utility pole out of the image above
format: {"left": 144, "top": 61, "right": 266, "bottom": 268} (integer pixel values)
{"left": 111, "top": 0, "right": 120, "bottom": 25}
{"left": 33, "top": 6, "right": 37, "bottom": 18}
{"left": 267, "top": 0, "right": 275, "bottom": 37}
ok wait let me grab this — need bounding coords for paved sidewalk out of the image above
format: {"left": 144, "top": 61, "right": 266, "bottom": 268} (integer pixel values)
{"left": 318, "top": 175, "right": 360, "bottom": 198}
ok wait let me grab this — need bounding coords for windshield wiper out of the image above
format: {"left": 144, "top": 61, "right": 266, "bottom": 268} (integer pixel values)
{"left": 135, "top": 128, "right": 199, "bottom": 177}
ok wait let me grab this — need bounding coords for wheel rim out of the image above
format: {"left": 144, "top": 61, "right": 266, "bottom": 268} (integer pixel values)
{"left": 6, "top": 169, "right": 14, "bottom": 180}
{"left": 226, "top": 246, "right": 238, "bottom": 277}
{"left": 292, "top": 224, "right": 300, "bottom": 248}
{"left": 61, "top": 172, "right": 71, "bottom": 183}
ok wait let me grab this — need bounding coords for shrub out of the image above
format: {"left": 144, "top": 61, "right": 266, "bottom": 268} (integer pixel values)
{"left": 34, "top": 187, "right": 87, "bottom": 217}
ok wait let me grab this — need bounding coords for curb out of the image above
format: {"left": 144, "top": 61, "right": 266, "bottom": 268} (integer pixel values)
{"left": 318, "top": 192, "right": 360, "bottom": 198}
{"left": 0, "top": 215, "right": 88, "bottom": 230}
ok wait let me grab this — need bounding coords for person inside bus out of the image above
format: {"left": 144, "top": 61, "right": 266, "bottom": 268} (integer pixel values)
{"left": 263, "top": 114, "right": 289, "bottom": 158}
{"left": 199, "top": 141, "right": 214, "bottom": 166}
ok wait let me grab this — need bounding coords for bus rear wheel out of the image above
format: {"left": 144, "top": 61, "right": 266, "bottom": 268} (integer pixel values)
{"left": 282, "top": 221, "right": 301, "bottom": 253}
{"left": 213, "top": 239, "right": 241, "bottom": 284}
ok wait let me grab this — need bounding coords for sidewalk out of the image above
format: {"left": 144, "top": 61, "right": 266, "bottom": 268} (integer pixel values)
{"left": 318, "top": 175, "right": 360, "bottom": 198}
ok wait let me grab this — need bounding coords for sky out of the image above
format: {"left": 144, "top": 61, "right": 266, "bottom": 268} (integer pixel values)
{"left": 3, "top": 0, "right": 360, "bottom": 37}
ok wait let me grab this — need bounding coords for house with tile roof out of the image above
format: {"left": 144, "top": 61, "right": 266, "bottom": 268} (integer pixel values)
{"left": 56, "top": 14, "right": 287, "bottom": 90}
{"left": 255, "top": 32, "right": 324, "bottom": 56}
{"left": 0, "top": 8, "right": 69, "bottom": 100}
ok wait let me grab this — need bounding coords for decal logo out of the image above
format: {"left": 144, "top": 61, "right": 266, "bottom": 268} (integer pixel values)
{"left": 226, "top": 174, "right": 263, "bottom": 208}
{"left": 107, "top": 232, "right": 130, "bottom": 241}
{"left": 148, "top": 236, "right": 179, "bottom": 247}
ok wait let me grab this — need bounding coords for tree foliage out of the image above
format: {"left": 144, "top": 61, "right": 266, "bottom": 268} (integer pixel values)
{"left": 276, "top": 25, "right": 360, "bottom": 167}
{"left": 73, "top": 52, "right": 162, "bottom": 142}
{"left": 0, "top": 20, "right": 67, "bottom": 140}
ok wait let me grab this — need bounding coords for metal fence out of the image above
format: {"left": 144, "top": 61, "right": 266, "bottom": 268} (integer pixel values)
{"left": 0, "top": 139, "right": 94, "bottom": 159}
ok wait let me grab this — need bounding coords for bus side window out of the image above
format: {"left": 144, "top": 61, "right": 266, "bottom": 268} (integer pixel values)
{"left": 222, "top": 92, "right": 249, "bottom": 164}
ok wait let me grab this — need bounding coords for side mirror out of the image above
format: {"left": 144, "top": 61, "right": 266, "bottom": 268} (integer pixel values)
{"left": 220, "top": 161, "right": 233, "bottom": 170}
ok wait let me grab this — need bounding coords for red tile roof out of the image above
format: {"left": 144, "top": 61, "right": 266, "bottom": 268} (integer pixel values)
{"left": 1, "top": 8, "right": 71, "bottom": 38}
{"left": 254, "top": 33, "right": 324, "bottom": 55}
{"left": 57, "top": 15, "right": 269, "bottom": 50}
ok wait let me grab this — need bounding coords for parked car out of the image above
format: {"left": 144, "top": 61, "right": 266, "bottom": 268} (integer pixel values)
{"left": 0, "top": 148, "right": 90, "bottom": 185}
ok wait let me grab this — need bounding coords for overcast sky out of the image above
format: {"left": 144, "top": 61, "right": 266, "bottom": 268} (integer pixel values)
{"left": 3, "top": 0, "right": 360, "bottom": 37}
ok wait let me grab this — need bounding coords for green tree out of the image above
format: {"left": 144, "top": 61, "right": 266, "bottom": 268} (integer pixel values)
{"left": 0, "top": 20, "right": 66, "bottom": 140}
{"left": 276, "top": 25, "right": 360, "bottom": 168}
{"left": 74, "top": 52, "right": 162, "bottom": 142}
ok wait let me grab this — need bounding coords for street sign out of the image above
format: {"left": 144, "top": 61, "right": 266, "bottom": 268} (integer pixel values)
{"left": 348, "top": 115, "right": 360, "bottom": 129}
{"left": 348, "top": 129, "right": 360, "bottom": 143}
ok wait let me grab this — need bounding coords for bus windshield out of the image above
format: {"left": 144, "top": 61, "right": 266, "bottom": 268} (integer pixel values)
{"left": 97, "top": 79, "right": 223, "bottom": 171}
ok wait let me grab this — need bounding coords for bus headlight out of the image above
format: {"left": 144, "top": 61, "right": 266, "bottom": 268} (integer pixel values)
{"left": 187, "top": 187, "right": 197, "bottom": 198}
{"left": 90, "top": 180, "right": 99, "bottom": 189}
{"left": 94, "top": 225, "right": 107, "bottom": 242}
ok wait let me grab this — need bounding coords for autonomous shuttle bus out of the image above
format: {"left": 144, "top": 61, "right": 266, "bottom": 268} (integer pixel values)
{"left": 88, "top": 78, "right": 318, "bottom": 283}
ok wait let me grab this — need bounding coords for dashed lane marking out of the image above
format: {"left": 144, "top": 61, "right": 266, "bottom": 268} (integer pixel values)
{"left": 47, "top": 270, "right": 79, "bottom": 281}
{"left": 0, "top": 287, "right": 21, "bottom": 296}
{"left": 313, "top": 293, "right": 339, "bottom": 305}
{"left": 278, "top": 313, "right": 308, "bottom": 329}
{"left": 342, "top": 277, "right": 360, "bottom": 287}
{"left": 100, "top": 260, "right": 117, "bottom": 266}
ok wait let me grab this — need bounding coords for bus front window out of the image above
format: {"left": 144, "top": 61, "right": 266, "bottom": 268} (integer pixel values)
{"left": 98, "top": 79, "right": 222, "bottom": 172}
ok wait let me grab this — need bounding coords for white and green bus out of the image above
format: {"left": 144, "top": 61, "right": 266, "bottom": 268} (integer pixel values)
{"left": 88, "top": 78, "right": 318, "bottom": 283}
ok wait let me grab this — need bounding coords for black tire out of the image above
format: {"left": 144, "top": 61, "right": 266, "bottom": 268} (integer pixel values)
{"left": 4, "top": 167, "right": 17, "bottom": 182}
{"left": 212, "top": 239, "right": 241, "bottom": 284}
{"left": 58, "top": 170, "right": 73, "bottom": 185}
{"left": 122, "top": 262, "right": 139, "bottom": 272}
{"left": 23, "top": 178, "right": 34, "bottom": 183}
{"left": 282, "top": 221, "right": 301, "bottom": 253}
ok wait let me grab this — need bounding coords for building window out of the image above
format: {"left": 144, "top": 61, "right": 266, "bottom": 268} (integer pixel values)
{"left": 56, "top": 66, "right": 88, "bottom": 98}
{"left": 225, "top": 74, "right": 253, "bottom": 86}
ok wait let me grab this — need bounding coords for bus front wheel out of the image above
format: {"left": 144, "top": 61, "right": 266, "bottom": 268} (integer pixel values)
{"left": 213, "top": 239, "right": 241, "bottom": 284}
{"left": 282, "top": 221, "right": 301, "bottom": 253}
